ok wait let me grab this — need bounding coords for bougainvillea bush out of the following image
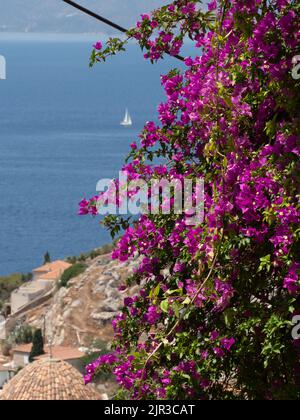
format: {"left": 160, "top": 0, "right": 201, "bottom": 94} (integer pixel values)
{"left": 81, "top": 0, "right": 300, "bottom": 399}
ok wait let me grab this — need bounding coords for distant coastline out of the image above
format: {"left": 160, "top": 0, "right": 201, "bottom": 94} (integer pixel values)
{"left": 0, "top": 32, "right": 110, "bottom": 42}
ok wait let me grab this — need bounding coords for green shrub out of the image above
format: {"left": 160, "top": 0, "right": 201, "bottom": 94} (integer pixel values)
{"left": 29, "top": 329, "right": 44, "bottom": 362}
{"left": 2, "top": 324, "right": 35, "bottom": 358}
{"left": 65, "top": 242, "right": 115, "bottom": 265}
{"left": 12, "top": 324, "right": 35, "bottom": 345}
{"left": 59, "top": 263, "right": 87, "bottom": 288}
{"left": 0, "top": 273, "right": 24, "bottom": 302}
{"left": 66, "top": 256, "right": 77, "bottom": 264}
{"left": 21, "top": 273, "right": 33, "bottom": 282}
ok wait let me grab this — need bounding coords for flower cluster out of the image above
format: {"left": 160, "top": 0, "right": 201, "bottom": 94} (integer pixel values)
{"left": 82, "top": 0, "right": 300, "bottom": 400}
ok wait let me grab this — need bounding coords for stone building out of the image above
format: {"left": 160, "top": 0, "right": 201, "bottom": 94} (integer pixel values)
{"left": 11, "top": 260, "right": 72, "bottom": 314}
{"left": 0, "top": 365, "right": 14, "bottom": 389}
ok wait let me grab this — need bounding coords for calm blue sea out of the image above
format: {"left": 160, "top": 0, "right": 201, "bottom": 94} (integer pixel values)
{"left": 0, "top": 34, "right": 186, "bottom": 275}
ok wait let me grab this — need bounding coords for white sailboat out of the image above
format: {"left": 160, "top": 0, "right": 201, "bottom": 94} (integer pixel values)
{"left": 120, "top": 108, "right": 133, "bottom": 126}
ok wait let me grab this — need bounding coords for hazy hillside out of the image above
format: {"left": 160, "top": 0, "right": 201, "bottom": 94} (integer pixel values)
{"left": 0, "top": 0, "right": 170, "bottom": 33}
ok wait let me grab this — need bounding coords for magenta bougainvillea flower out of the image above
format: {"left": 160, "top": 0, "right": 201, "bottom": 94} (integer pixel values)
{"left": 93, "top": 41, "right": 103, "bottom": 51}
{"left": 82, "top": 0, "right": 300, "bottom": 400}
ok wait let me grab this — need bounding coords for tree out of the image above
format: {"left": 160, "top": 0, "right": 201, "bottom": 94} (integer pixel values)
{"left": 81, "top": 0, "right": 300, "bottom": 400}
{"left": 29, "top": 329, "right": 44, "bottom": 363}
{"left": 13, "top": 324, "right": 34, "bottom": 345}
{"left": 43, "top": 252, "right": 51, "bottom": 264}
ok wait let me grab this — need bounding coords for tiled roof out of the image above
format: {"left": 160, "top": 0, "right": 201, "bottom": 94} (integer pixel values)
{"left": 0, "top": 359, "right": 101, "bottom": 400}
{"left": 36, "top": 346, "right": 85, "bottom": 361}
{"left": 33, "top": 260, "right": 72, "bottom": 273}
{"left": 38, "top": 270, "right": 61, "bottom": 280}
{"left": 13, "top": 344, "right": 32, "bottom": 354}
{"left": 13, "top": 345, "right": 85, "bottom": 361}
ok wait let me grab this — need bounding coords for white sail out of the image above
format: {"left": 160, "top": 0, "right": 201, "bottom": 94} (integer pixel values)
{"left": 121, "top": 109, "right": 132, "bottom": 126}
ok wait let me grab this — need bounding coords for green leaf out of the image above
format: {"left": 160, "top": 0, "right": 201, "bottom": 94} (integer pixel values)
{"left": 182, "top": 297, "right": 191, "bottom": 305}
{"left": 150, "top": 284, "right": 160, "bottom": 299}
{"left": 258, "top": 254, "right": 271, "bottom": 272}
{"left": 223, "top": 308, "right": 235, "bottom": 327}
{"left": 166, "top": 288, "right": 182, "bottom": 295}
{"left": 160, "top": 300, "right": 169, "bottom": 313}
{"left": 172, "top": 301, "right": 182, "bottom": 318}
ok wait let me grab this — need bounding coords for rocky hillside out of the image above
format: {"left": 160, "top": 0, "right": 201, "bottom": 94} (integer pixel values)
{"left": 21, "top": 254, "right": 139, "bottom": 349}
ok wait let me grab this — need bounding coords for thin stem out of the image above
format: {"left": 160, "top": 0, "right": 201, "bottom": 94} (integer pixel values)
{"left": 62, "top": 0, "right": 185, "bottom": 62}
{"left": 138, "top": 247, "right": 220, "bottom": 398}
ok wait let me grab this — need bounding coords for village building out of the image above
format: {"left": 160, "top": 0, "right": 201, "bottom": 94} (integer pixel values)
{"left": 11, "top": 260, "right": 72, "bottom": 314}
{"left": 0, "top": 365, "right": 14, "bottom": 389}
{"left": 31, "top": 260, "right": 72, "bottom": 282}
{"left": 12, "top": 344, "right": 85, "bottom": 371}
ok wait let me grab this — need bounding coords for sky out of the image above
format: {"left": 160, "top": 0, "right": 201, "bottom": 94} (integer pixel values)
{"left": 0, "top": 0, "right": 172, "bottom": 33}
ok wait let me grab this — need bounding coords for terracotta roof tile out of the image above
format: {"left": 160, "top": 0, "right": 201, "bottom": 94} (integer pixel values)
{"left": 36, "top": 346, "right": 85, "bottom": 361}
{"left": 0, "top": 359, "right": 101, "bottom": 400}
{"left": 38, "top": 269, "right": 62, "bottom": 280}
{"left": 32, "top": 260, "right": 72, "bottom": 273}
{"left": 13, "top": 344, "right": 32, "bottom": 354}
